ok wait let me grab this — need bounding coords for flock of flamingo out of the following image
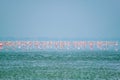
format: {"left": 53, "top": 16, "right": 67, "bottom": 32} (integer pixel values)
{"left": 0, "top": 41, "right": 119, "bottom": 51}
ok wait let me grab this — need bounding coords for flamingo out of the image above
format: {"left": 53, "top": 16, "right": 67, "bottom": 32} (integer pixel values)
{"left": 0, "top": 42, "right": 3, "bottom": 50}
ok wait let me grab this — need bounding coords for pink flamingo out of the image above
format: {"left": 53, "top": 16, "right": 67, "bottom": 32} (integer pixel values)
{"left": 0, "top": 42, "right": 3, "bottom": 50}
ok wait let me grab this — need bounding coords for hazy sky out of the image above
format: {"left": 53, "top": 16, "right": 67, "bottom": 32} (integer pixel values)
{"left": 0, "top": 0, "right": 120, "bottom": 40}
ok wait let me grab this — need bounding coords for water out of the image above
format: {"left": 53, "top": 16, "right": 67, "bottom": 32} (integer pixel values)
{"left": 0, "top": 51, "right": 120, "bottom": 80}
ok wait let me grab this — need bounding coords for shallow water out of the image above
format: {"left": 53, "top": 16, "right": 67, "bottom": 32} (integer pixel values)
{"left": 0, "top": 51, "right": 120, "bottom": 80}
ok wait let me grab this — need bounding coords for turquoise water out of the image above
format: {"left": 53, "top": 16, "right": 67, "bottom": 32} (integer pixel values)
{"left": 0, "top": 51, "right": 120, "bottom": 80}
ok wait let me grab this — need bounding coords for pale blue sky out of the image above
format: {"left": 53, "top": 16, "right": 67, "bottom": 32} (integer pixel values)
{"left": 0, "top": 0, "right": 120, "bottom": 40}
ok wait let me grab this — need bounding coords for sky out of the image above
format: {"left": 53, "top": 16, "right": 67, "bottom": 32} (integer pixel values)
{"left": 0, "top": 0, "right": 120, "bottom": 40}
